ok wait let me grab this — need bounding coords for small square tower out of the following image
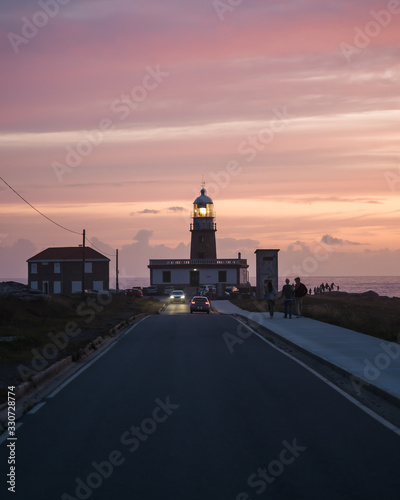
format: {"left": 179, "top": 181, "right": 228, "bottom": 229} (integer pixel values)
{"left": 255, "top": 249, "right": 279, "bottom": 299}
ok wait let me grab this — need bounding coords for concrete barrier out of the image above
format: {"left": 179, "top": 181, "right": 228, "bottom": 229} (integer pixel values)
{"left": 31, "top": 356, "right": 73, "bottom": 387}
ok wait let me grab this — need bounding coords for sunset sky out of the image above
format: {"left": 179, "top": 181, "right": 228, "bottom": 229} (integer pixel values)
{"left": 1, "top": 0, "right": 400, "bottom": 281}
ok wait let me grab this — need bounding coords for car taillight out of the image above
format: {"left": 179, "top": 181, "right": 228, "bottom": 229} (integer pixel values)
{"left": 191, "top": 301, "right": 196, "bottom": 304}
{"left": 205, "top": 301, "right": 210, "bottom": 305}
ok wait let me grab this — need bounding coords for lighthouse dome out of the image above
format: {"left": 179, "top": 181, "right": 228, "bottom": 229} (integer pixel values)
{"left": 194, "top": 188, "right": 213, "bottom": 205}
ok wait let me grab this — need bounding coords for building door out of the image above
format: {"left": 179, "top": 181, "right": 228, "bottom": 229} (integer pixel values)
{"left": 190, "top": 271, "right": 200, "bottom": 287}
{"left": 42, "top": 281, "right": 49, "bottom": 294}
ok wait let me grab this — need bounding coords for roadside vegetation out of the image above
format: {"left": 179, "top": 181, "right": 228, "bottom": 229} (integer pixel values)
{"left": 0, "top": 293, "right": 162, "bottom": 403}
{"left": 229, "top": 291, "right": 400, "bottom": 344}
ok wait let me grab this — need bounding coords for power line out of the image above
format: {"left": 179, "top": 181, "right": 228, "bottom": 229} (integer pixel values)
{"left": 86, "top": 236, "right": 116, "bottom": 258}
{"left": 1, "top": 176, "right": 82, "bottom": 236}
{"left": 1, "top": 176, "right": 117, "bottom": 256}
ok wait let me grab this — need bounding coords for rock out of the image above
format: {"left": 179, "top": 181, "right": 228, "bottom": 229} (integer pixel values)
{"left": 0, "top": 281, "right": 47, "bottom": 299}
{"left": 360, "top": 290, "right": 379, "bottom": 297}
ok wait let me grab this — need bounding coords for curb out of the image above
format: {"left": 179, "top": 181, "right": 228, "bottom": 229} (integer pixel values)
{"left": 232, "top": 313, "right": 400, "bottom": 409}
{"left": 157, "top": 302, "right": 168, "bottom": 314}
{"left": 0, "top": 313, "right": 145, "bottom": 431}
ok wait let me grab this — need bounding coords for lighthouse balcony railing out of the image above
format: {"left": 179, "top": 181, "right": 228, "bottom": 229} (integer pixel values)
{"left": 149, "top": 258, "right": 247, "bottom": 266}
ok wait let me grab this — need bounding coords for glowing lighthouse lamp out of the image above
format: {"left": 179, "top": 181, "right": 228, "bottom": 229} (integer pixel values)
{"left": 190, "top": 188, "right": 217, "bottom": 260}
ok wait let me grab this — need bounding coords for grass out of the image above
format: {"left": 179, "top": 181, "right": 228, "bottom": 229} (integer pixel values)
{"left": 0, "top": 293, "right": 162, "bottom": 403}
{"left": 229, "top": 291, "right": 400, "bottom": 344}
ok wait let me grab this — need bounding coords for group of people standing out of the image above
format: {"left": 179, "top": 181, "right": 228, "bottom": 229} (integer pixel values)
{"left": 313, "top": 282, "right": 339, "bottom": 294}
{"left": 264, "top": 277, "right": 308, "bottom": 319}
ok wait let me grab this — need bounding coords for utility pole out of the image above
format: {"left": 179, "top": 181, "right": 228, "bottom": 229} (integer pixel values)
{"left": 116, "top": 249, "right": 119, "bottom": 293}
{"left": 82, "top": 229, "right": 86, "bottom": 295}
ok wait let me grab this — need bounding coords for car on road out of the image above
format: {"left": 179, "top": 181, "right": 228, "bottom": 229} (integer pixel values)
{"left": 125, "top": 288, "right": 143, "bottom": 298}
{"left": 164, "top": 286, "right": 175, "bottom": 295}
{"left": 190, "top": 296, "right": 211, "bottom": 313}
{"left": 169, "top": 290, "right": 185, "bottom": 303}
{"left": 143, "top": 286, "right": 158, "bottom": 296}
{"left": 224, "top": 285, "right": 239, "bottom": 297}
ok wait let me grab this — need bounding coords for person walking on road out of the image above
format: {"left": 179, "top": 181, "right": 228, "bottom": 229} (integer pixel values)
{"left": 281, "top": 278, "right": 294, "bottom": 319}
{"left": 294, "top": 277, "right": 308, "bottom": 318}
{"left": 264, "top": 280, "right": 277, "bottom": 318}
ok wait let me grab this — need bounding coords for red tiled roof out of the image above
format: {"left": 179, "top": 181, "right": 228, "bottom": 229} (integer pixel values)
{"left": 27, "top": 247, "right": 110, "bottom": 262}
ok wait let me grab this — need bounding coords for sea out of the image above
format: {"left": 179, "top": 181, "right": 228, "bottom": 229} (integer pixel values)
{"left": 3, "top": 276, "right": 400, "bottom": 298}
{"left": 275, "top": 276, "right": 400, "bottom": 298}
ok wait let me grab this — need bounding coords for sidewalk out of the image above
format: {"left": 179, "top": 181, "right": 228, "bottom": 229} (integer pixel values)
{"left": 213, "top": 301, "right": 400, "bottom": 402}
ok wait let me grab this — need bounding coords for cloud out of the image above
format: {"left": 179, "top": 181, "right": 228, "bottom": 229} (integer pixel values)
{"left": 133, "top": 230, "right": 153, "bottom": 243}
{"left": 0, "top": 238, "right": 37, "bottom": 278}
{"left": 129, "top": 209, "right": 160, "bottom": 216}
{"left": 286, "top": 241, "right": 309, "bottom": 253}
{"left": 130, "top": 207, "right": 188, "bottom": 216}
{"left": 218, "top": 237, "right": 260, "bottom": 250}
{"left": 291, "top": 196, "right": 384, "bottom": 205}
{"left": 321, "top": 234, "right": 368, "bottom": 246}
{"left": 1, "top": 0, "right": 399, "bottom": 280}
{"left": 168, "top": 206, "right": 185, "bottom": 212}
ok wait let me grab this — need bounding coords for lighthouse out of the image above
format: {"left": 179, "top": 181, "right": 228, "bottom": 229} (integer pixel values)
{"left": 190, "top": 188, "right": 217, "bottom": 260}
{"left": 148, "top": 185, "right": 249, "bottom": 290}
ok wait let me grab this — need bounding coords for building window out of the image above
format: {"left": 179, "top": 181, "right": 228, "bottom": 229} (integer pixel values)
{"left": 218, "top": 271, "right": 227, "bottom": 283}
{"left": 85, "top": 262, "right": 92, "bottom": 273}
{"left": 93, "top": 281, "right": 103, "bottom": 292}
{"left": 71, "top": 281, "right": 82, "bottom": 293}
{"left": 162, "top": 271, "right": 171, "bottom": 283}
{"left": 31, "top": 263, "right": 37, "bottom": 274}
{"left": 31, "top": 281, "right": 38, "bottom": 290}
{"left": 54, "top": 263, "right": 60, "bottom": 273}
{"left": 54, "top": 281, "right": 61, "bottom": 294}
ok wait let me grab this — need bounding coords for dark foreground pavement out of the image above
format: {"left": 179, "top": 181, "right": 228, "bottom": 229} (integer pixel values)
{"left": 1, "top": 312, "right": 400, "bottom": 499}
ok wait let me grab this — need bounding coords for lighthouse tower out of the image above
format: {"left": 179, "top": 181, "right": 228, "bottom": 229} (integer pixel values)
{"left": 190, "top": 188, "right": 217, "bottom": 259}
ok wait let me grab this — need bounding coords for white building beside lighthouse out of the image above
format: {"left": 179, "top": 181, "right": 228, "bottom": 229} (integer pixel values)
{"left": 148, "top": 187, "right": 249, "bottom": 289}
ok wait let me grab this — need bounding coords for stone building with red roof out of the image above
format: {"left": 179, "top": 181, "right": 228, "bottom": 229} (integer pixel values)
{"left": 27, "top": 247, "right": 110, "bottom": 294}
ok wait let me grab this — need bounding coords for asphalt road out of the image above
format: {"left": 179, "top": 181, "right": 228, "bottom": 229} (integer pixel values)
{"left": 2, "top": 307, "right": 400, "bottom": 499}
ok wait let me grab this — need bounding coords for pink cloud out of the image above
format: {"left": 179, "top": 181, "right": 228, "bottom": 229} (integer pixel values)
{"left": 2, "top": 0, "right": 400, "bottom": 277}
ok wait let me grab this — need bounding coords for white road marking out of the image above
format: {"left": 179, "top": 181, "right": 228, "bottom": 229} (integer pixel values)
{"left": 234, "top": 317, "right": 400, "bottom": 437}
{"left": 27, "top": 402, "right": 46, "bottom": 415}
{"left": 47, "top": 316, "right": 149, "bottom": 399}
